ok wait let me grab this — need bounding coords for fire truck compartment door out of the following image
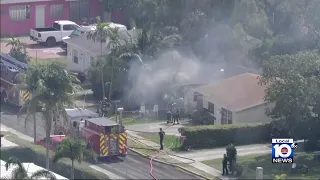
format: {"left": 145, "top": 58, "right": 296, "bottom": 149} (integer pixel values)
{"left": 109, "top": 135, "right": 119, "bottom": 155}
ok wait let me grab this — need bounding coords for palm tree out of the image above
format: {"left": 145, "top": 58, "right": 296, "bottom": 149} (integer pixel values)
{"left": 87, "top": 18, "right": 121, "bottom": 100}
{"left": 52, "top": 138, "right": 97, "bottom": 180}
{"left": 5, "top": 157, "right": 56, "bottom": 180}
{"left": 6, "top": 38, "right": 29, "bottom": 63}
{"left": 15, "top": 62, "right": 81, "bottom": 170}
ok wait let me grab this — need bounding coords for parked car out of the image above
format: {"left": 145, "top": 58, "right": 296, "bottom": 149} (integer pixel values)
{"left": 30, "top": 20, "right": 80, "bottom": 47}
{"left": 36, "top": 135, "right": 65, "bottom": 151}
{"left": 61, "top": 25, "right": 97, "bottom": 51}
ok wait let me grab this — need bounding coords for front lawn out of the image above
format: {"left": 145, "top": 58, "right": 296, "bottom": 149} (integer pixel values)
{"left": 202, "top": 153, "right": 320, "bottom": 179}
{"left": 137, "top": 132, "right": 181, "bottom": 151}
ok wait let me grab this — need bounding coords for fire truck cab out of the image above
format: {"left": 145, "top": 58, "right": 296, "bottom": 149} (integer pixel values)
{"left": 0, "top": 53, "right": 29, "bottom": 106}
{"left": 80, "top": 117, "right": 127, "bottom": 159}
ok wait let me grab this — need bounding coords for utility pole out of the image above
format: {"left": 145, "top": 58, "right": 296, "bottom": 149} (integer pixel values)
{"left": 117, "top": 107, "right": 124, "bottom": 132}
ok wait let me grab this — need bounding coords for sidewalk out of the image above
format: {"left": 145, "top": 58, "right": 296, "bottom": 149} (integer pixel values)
{"left": 128, "top": 131, "right": 270, "bottom": 180}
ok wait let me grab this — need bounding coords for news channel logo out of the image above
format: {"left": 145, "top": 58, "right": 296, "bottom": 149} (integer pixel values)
{"left": 272, "top": 138, "right": 298, "bottom": 163}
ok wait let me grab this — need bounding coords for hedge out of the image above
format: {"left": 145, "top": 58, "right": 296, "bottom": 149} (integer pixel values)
{"left": 1, "top": 133, "right": 109, "bottom": 179}
{"left": 181, "top": 123, "right": 273, "bottom": 149}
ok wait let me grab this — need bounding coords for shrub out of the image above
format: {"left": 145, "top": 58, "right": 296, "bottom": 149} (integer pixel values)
{"left": 181, "top": 123, "right": 273, "bottom": 149}
{"left": 0, "top": 146, "right": 108, "bottom": 179}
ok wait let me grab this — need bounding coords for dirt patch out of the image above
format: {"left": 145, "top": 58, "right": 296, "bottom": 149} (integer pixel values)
{"left": 0, "top": 36, "right": 66, "bottom": 59}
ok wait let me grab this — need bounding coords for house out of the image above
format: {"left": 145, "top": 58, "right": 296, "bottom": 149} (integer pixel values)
{"left": 0, "top": 159, "right": 68, "bottom": 179}
{"left": 193, "top": 73, "right": 274, "bottom": 125}
{"left": 64, "top": 25, "right": 138, "bottom": 74}
{"left": 181, "top": 63, "right": 261, "bottom": 113}
{"left": 0, "top": 0, "right": 127, "bottom": 36}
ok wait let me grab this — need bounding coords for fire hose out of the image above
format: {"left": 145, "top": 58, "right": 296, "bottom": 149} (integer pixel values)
{"left": 125, "top": 128, "right": 196, "bottom": 180}
{"left": 150, "top": 150, "right": 161, "bottom": 180}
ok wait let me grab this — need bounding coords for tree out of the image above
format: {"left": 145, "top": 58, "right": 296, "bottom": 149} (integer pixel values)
{"left": 6, "top": 38, "right": 30, "bottom": 63}
{"left": 16, "top": 62, "right": 80, "bottom": 170}
{"left": 87, "top": 18, "right": 122, "bottom": 100}
{"left": 52, "top": 138, "right": 97, "bottom": 180}
{"left": 259, "top": 51, "right": 320, "bottom": 145}
{"left": 5, "top": 157, "right": 56, "bottom": 180}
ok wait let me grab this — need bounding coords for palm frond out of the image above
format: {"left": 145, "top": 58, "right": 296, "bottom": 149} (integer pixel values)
{"left": 30, "top": 169, "right": 56, "bottom": 180}
{"left": 5, "top": 157, "right": 28, "bottom": 180}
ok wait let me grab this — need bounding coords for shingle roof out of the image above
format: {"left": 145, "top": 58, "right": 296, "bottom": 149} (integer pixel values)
{"left": 195, "top": 73, "right": 267, "bottom": 112}
{"left": 179, "top": 62, "right": 260, "bottom": 86}
{"left": 65, "top": 108, "right": 99, "bottom": 118}
{"left": 0, "top": 160, "right": 68, "bottom": 179}
{"left": 65, "top": 29, "right": 139, "bottom": 56}
{"left": 86, "top": 117, "right": 118, "bottom": 126}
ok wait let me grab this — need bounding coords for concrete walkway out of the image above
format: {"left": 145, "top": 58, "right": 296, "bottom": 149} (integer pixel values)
{"left": 127, "top": 131, "right": 271, "bottom": 180}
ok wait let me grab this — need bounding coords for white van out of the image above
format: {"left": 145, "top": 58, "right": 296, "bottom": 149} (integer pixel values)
{"left": 61, "top": 25, "right": 96, "bottom": 51}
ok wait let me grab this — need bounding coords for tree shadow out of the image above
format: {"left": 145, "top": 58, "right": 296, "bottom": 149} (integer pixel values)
{"left": 27, "top": 43, "right": 59, "bottom": 49}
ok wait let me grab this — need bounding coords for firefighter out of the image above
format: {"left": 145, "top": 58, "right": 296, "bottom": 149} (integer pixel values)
{"left": 222, "top": 154, "right": 229, "bottom": 175}
{"left": 158, "top": 128, "right": 165, "bottom": 150}
{"left": 166, "top": 110, "right": 172, "bottom": 123}
{"left": 173, "top": 108, "right": 180, "bottom": 124}
{"left": 100, "top": 97, "right": 109, "bottom": 117}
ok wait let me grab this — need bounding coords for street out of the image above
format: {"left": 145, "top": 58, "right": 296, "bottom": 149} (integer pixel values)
{"left": 0, "top": 104, "right": 200, "bottom": 179}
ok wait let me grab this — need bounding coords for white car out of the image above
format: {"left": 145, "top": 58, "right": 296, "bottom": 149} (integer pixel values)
{"left": 61, "top": 25, "right": 97, "bottom": 51}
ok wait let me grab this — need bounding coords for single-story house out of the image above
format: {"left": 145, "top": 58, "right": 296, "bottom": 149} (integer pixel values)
{"left": 0, "top": 159, "right": 68, "bottom": 179}
{"left": 0, "top": 0, "right": 127, "bottom": 36}
{"left": 194, "top": 73, "right": 274, "bottom": 125}
{"left": 64, "top": 26, "right": 138, "bottom": 74}
{"left": 181, "top": 63, "right": 261, "bottom": 113}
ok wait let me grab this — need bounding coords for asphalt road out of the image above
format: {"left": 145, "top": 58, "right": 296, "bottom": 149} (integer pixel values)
{"left": 0, "top": 104, "right": 200, "bottom": 179}
{"left": 97, "top": 150, "right": 198, "bottom": 179}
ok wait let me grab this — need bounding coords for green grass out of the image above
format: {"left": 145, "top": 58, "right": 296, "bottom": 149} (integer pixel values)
{"left": 124, "top": 118, "right": 165, "bottom": 125}
{"left": 30, "top": 57, "right": 67, "bottom": 64}
{"left": 202, "top": 153, "right": 320, "bottom": 179}
{"left": 137, "top": 132, "right": 181, "bottom": 151}
{"left": 0, "top": 131, "right": 109, "bottom": 179}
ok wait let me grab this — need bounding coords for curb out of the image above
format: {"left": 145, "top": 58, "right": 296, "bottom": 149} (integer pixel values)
{"left": 129, "top": 148, "right": 213, "bottom": 180}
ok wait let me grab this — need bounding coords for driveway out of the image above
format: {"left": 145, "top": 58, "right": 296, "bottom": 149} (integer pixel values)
{"left": 126, "top": 119, "right": 190, "bottom": 136}
{"left": 1, "top": 37, "right": 66, "bottom": 60}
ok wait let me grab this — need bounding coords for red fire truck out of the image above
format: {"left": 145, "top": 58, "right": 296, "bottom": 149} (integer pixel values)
{"left": 80, "top": 117, "right": 128, "bottom": 158}
{"left": 0, "top": 53, "right": 30, "bottom": 106}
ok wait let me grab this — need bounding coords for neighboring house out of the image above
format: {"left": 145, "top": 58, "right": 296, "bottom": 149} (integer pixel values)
{"left": 181, "top": 63, "right": 261, "bottom": 113}
{"left": 0, "top": 159, "right": 68, "bottom": 179}
{"left": 0, "top": 0, "right": 126, "bottom": 36}
{"left": 64, "top": 26, "right": 138, "bottom": 74}
{"left": 193, "top": 73, "right": 274, "bottom": 125}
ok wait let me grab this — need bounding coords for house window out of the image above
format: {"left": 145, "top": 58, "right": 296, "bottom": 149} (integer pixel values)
{"left": 9, "top": 5, "right": 31, "bottom": 21}
{"left": 208, "top": 102, "right": 214, "bottom": 113}
{"left": 70, "top": 0, "right": 90, "bottom": 22}
{"left": 50, "top": 4, "right": 64, "bottom": 18}
{"left": 221, "top": 108, "right": 232, "bottom": 124}
{"left": 193, "top": 92, "right": 202, "bottom": 101}
{"left": 1, "top": 8, "right": 7, "bottom": 16}
{"left": 73, "top": 49, "right": 79, "bottom": 64}
{"left": 63, "top": 25, "right": 77, "bottom": 31}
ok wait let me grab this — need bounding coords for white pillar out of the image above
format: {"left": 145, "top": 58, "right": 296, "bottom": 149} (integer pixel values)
{"left": 256, "top": 167, "right": 263, "bottom": 180}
